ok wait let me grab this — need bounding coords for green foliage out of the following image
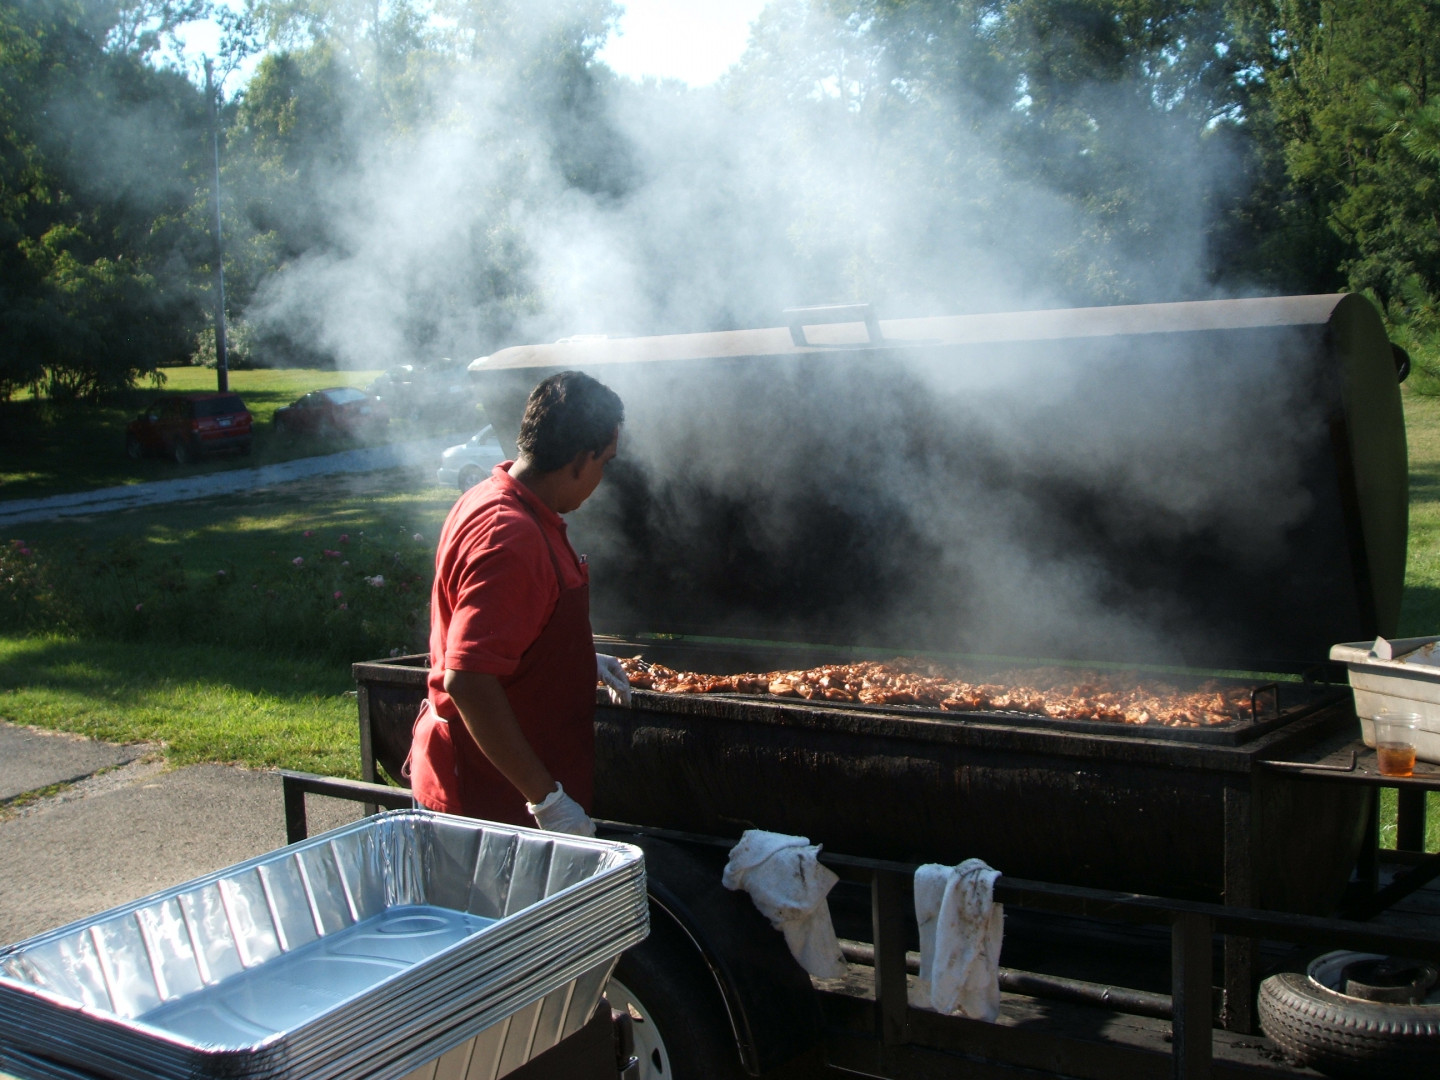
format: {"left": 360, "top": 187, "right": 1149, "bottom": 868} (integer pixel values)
{"left": 717, "top": 0, "right": 1264, "bottom": 307}
{"left": 1243, "top": 0, "right": 1440, "bottom": 302}
{"left": 0, "top": 0, "right": 212, "bottom": 401}
{"left": 191, "top": 317, "right": 257, "bottom": 368}
{"left": 8, "top": 0, "right": 1440, "bottom": 398}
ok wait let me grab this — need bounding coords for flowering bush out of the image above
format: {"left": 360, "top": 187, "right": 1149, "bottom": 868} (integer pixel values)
{"left": 0, "top": 529, "right": 434, "bottom": 665}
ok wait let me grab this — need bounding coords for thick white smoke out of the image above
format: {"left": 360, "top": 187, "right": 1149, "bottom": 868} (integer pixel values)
{"left": 243, "top": 1, "right": 1329, "bottom": 664}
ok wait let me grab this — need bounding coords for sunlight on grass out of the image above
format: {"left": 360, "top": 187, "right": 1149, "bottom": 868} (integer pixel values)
{"left": 0, "top": 636, "right": 362, "bottom": 777}
{"left": 1399, "top": 390, "right": 1440, "bottom": 634}
{"left": 13, "top": 469, "right": 458, "bottom": 588}
{"left": 154, "top": 367, "right": 383, "bottom": 394}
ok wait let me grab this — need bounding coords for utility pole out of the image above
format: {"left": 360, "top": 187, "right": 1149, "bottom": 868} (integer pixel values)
{"left": 205, "top": 57, "right": 229, "bottom": 393}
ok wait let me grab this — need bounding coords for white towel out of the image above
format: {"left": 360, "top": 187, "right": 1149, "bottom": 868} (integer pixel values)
{"left": 722, "top": 829, "right": 848, "bottom": 978}
{"left": 913, "top": 859, "right": 1004, "bottom": 1021}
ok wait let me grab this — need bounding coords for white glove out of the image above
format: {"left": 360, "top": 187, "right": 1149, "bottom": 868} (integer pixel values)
{"left": 596, "top": 653, "right": 632, "bottom": 707}
{"left": 526, "top": 783, "right": 596, "bottom": 837}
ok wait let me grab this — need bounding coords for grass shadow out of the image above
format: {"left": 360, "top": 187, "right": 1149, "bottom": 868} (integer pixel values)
{"left": 1398, "top": 585, "right": 1440, "bottom": 637}
{"left": 0, "top": 635, "right": 353, "bottom": 702}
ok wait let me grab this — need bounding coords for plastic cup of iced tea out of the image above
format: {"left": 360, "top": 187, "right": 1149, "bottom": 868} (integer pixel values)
{"left": 1374, "top": 712, "right": 1421, "bottom": 778}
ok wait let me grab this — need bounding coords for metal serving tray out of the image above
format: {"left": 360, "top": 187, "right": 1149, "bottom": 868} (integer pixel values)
{"left": 0, "top": 811, "right": 647, "bottom": 1080}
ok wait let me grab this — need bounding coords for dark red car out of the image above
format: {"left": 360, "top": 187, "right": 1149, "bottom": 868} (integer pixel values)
{"left": 272, "top": 386, "right": 387, "bottom": 438}
{"left": 125, "top": 393, "right": 253, "bottom": 464}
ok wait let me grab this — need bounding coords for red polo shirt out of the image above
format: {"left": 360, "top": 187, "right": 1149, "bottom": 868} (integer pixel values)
{"left": 427, "top": 462, "right": 587, "bottom": 721}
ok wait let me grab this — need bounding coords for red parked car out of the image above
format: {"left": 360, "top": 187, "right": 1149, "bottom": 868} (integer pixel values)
{"left": 125, "top": 393, "right": 253, "bottom": 464}
{"left": 272, "top": 387, "right": 387, "bottom": 438}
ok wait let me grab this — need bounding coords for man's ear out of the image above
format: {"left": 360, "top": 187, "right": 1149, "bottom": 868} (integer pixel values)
{"left": 568, "top": 448, "right": 593, "bottom": 477}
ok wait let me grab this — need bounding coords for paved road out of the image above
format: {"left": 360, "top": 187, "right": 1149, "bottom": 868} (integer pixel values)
{"left": 0, "top": 436, "right": 461, "bottom": 526}
{"left": 0, "top": 722, "right": 368, "bottom": 945}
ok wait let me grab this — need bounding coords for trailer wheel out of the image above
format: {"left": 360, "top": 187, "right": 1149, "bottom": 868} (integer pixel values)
{"left": 1258, "top": 954, "right": 1440, "bottom": 1079}
{"left": 608, "top": 912, "right": 749, "bottom": 1079}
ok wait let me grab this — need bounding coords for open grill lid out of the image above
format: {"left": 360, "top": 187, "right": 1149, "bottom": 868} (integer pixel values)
{"left": 469, "top": 294, "right": 1407, "bottom": 672}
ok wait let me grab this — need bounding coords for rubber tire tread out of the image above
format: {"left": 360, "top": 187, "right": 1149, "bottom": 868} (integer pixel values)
{"left": 1258, "top": 971, "right": 1440, "bottom": 1078}
{"left": 611, "top": 907, "right": 749, "bottom": 1079}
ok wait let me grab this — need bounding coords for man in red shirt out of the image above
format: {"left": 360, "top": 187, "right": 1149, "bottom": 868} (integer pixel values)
{"left": 408, "top": 371, "right": 629, "bottom": 835}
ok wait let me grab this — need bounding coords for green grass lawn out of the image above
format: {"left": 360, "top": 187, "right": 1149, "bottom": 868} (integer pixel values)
{"left": 0, "top": 636, "right": 361, "bottom": 776}
{"left": 0, "top": 367, "right": 484, "bottom": 500}
{"left": 1398, "top": 391, "right": 1440, "bottom": 635}
{"left": 0, "top": 466, "right": 461, "bottom": 783}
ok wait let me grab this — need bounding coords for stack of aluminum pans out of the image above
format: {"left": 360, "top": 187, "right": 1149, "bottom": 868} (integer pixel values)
{"left": 0, "top": 810, "right": 647, "bottom": 1080}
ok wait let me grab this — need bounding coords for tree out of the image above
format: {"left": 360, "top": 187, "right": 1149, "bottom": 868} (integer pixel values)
{"left": 0, "top": 0, "right": 213, "bottom": 399}
{"left": 1241, "top": 0, "right": 1440, "bottom": 301}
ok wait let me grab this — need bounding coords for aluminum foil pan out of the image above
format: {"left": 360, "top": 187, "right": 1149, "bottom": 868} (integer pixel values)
{"left": 0, "top": 811, "right": 647, "bottom": 1080}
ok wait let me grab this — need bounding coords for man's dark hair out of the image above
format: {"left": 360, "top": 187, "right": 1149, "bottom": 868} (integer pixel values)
{"left": 517, "top": 371, "right": 625, "bottom": 472}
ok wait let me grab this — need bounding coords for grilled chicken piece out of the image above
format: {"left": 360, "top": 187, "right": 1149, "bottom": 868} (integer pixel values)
{"left": 614, "top": 657, "right": 1253, "bottom": 727}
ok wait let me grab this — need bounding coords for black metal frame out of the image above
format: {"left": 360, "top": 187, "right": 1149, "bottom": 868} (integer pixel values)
{"left": 591, "top": 819, "right": 1440, "bottom": 1080}
{"left": 280, "top": 770, "right": 413, "bottom": 842}
{"left": 1261, "top": 738, "right": 1440, "bottom": 916}
{"left": 277, "top": 768, "right": 1440, "bottom": 1080}
{"left": 341, "top": 660, "right": 1428, "bottom": 1037}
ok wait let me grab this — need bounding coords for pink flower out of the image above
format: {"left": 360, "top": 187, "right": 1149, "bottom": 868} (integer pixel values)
{"left": 338, "top": 534, "right": 350, "bottom": 543}
{"left": 323, "top": 549, "right": 340, "bottom": 558}
{"left": 366, "top": 575, "right": 385, "bottom": 588}
{"left": 339, "top": 603, "right": 349, "bottom": 610}
{"left": 303, "top": 530, "right": 314, "bottom": 538}
{"left": 134, "top": 603, "right": 143, "bottom": 612}
{"left": 333, "top": 591, "right": 343, "bottom": 600}
{"left": 292, "top": 556, "right": 304, "bottom": 566}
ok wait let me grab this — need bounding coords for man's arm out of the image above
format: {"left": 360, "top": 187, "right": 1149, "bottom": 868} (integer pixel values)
{"left": 442, "top": 668, "right": 556, "bottom": 804}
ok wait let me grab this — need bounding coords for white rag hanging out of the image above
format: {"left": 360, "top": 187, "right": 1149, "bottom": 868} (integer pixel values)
{"left": 912, "top": 859, "right": 1004, "bottom": 1021}
{"left": 722, "top": 829, "right": 848, "bottom": 978}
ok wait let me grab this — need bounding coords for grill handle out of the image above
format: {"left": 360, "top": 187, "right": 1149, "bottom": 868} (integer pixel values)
{"left": 1250, "top": 682, "right": 1280, "bottom": 723}
{"left": 783, "top": 303, "right": 883, "bottom": 346}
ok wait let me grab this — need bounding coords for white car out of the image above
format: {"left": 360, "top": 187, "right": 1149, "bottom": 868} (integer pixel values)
{"left": 437, "top": 425, "right": 506, "bottom": 490}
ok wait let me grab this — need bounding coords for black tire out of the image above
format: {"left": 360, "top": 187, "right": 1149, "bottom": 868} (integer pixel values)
{"left": 458, "top": 465, "right": 483, "bottom": 491}
{"left": 173, "top": 438, "right": 198, "bottom": 465}
{"left": 239, "top": 439, "right": 252, "bottom": 456}
{"left": 607, "top": 910, "right": 749, "bottom": 1080}
{"left": 274, "top": 415, "right": 289, "bottom": 436}
{"left": 1259, "top": 970, "right": 1440, "bottom": 1078}
{"left": 125, "top": 436, "right": 143, "bottom": 460}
